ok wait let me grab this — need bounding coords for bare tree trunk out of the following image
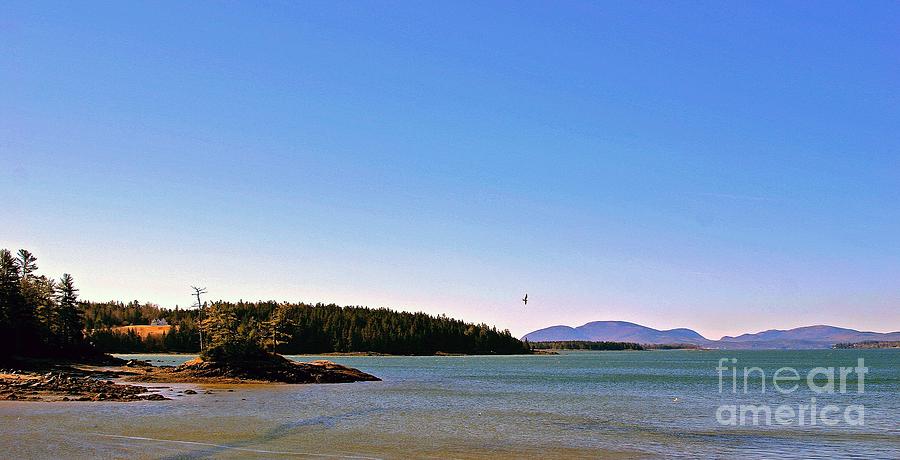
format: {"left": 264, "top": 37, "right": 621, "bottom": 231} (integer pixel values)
{"left": 191, "top": 286, "right": 207, "bottom": 351}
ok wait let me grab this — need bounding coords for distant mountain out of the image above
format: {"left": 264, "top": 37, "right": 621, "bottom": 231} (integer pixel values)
{"left": 524, "top": 325, "right": 591, "bottom": 342}
{"left": 524, "top": 321, "right": 712, "bottom": 345}
{"left": 717, "top": 325, "right": 900, "bottom": 349}
{"left": 523, "top": 322, "right": 900, "bottom": 349}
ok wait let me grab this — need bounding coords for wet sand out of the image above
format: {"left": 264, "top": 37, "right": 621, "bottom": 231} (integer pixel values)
{"left": 0, "top": 388, "right": 643, "bottom": 459}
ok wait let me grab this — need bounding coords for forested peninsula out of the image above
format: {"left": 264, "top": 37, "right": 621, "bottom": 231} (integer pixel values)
{"left": 1, "top": 247, "right": 531, "bottom": 361}
{"left": 86, "top": 300, "right": 530, "bottom": 355}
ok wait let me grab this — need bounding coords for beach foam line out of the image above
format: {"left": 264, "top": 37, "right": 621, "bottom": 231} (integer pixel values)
{"left": 89, "top": 433, "right": 382, "bottom": 459}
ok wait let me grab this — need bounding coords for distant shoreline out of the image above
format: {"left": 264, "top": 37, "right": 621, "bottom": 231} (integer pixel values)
{"left": 111, "top": 351, "right": 549, "bottom": 358}
{"left": 832, "top": 341, "right": 900, "bottom": 349}
{"left": 524, "top": 321, "right": 900, "bottom": 350}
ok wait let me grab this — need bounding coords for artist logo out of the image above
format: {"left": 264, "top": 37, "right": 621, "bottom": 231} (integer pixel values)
{"left": 714, "top": 358, "right": 866, "bottom": 426}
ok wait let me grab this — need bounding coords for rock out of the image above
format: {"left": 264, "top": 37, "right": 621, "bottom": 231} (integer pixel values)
{"left": 135, "top": 354, "right": 381, "bottom": 384}
{"left": 144, "top": 393, "right": 167, "bottom": 401}
{"left": 183, "top": 389, "right": 197, "bottom": 394}
{"left": 0, "top": 369, "right": 176, "bottom": 403}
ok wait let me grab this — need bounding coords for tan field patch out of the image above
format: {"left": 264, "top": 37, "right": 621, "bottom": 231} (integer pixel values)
{"left": 110, "top": 325, "right": 173, "bottom": 338}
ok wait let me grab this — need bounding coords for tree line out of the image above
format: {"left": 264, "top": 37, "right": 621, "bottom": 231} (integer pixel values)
{"left": 528, "top": 340, "right": 644, "bottom": 350}
{"left": 833, "top": 341, "right": 900, "bottom": 349}
{"left": 2, "top": 248, "right": 531, "bottom": 356}
{"left": 87, "top": 300, "right": 531, "bottom": 355}
{"left": 83, "top": 300, "right": 201, "bottom": 353}
{"left": 0, "top": 249, "right": 89, "bottom": 361}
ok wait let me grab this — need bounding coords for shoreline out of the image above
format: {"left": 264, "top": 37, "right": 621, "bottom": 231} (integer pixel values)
{"left": 0, "top": 352, "right": 381, "bottom": 402}
{"left": 124, "top": 356, "right": 381, "bottom": 385}
{"left": 112, "top": 351, "right": 554, "bottom": 358}
{"left": 0, "top": 368, "right": 170, "bottom": 402}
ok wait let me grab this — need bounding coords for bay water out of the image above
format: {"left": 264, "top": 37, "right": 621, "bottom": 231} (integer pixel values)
{"left": 1, "top": 350, "right": 897, "bottom": 458}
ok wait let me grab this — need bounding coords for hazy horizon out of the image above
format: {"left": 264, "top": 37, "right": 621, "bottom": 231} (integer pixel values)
{"left": 2, "top": 243, "right": 898, "bottom": 340}
{"left": 4, "top": 2, "right": 899, "bottom": 339}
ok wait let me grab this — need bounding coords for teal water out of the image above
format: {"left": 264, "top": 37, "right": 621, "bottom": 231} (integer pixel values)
{"left": 1, "top": 350, "right": 897, "bottom": 458}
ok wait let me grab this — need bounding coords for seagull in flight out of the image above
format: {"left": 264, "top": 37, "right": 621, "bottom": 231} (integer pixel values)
{"left": 522, "top": 293, "right": 528, "bottom": 306}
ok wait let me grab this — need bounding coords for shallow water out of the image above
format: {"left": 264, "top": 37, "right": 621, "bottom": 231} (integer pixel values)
{"left": 1, "top": 350, "right": 897, "bottom": 458}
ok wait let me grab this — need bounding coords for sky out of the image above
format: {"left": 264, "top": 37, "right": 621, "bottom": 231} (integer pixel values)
{"left": 2, "top": 1, "right": 899, "bottom": 339}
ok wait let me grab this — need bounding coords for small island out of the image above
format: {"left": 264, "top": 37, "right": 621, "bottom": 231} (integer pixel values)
{"left": 0, "top": 248, "right": 380, "bottom": 402}
{"left": 1, "top": 247, "right": 537, "bottom": 402}
{"left": 125, "top": 302, "right": 380, "bottom": 384}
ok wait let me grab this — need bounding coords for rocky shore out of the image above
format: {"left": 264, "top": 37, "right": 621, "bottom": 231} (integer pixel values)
{"left": 127, "top": 355, "right": 381, "bottom": 384}
{"left": 0, "top": 353, "right": 379, "bottom": 402}
{"left": 0, "top": 370, "right": 168, "bottom": 402}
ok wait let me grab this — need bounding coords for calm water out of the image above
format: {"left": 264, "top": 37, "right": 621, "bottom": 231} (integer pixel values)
{"left": 1, "top": 350, "right": 897, "bottom": 458}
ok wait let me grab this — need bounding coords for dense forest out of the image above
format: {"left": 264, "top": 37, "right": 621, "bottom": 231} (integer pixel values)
{"left": 86, "top": 300, "right": 530, "bottom": 355}
{"left": 0, "top": 248, "right": 94, "bottom": 362}
{"left": 84, "top": 301, "right": 201, "bottom": 353}
{"left": 529, "top": 340, "right": 644, "bottom": 351}
{"left": 2, "top": 248, "right": 531, "bottom": 357}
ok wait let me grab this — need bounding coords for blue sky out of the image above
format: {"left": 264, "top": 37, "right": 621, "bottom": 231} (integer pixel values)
{"left": 3, "top": 1, "right": 899, "bottom": 338}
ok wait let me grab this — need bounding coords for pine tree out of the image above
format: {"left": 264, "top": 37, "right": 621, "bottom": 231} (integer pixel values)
{"left": 26, "top": 275, "right": 57, "bottom": 345}
{"left": 17, "top": 249, "right": 38, "bottom": 279}
{"left": 201, "top": 302, "right": 239, "bottom": 348}
{"left": 0, "top": 250, "right": 17, "bottom": 323}
{"left": 0, "top": 249, "right": 30, "bottom": 353}
{"left": 56, "top": 273, "right": 83, "bottom": 345}
{"left": 265, "top": 303, "right": 295, "bottom": 352}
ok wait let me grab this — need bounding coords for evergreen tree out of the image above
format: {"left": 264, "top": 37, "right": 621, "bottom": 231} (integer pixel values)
{"left": 24, "top": 275, "right": 57, "bottom": 345}
{"left": 0, "top": 249, "right": 30, "bottom": 353}
{"left": 264, "top": 302, "right": 295, "bottom": 352}
{"left": 17, "top": 249, "right": 38, "bottom": 279}
{"left": 199, "top": 302, "right": 268, "bottom": 362}
{"left": 0, "top": 251, "right": 16, "bottom": 351}
{"left": 201, "top": 302, "right": 239, "bottom": 348}
{"left": 56, "top": 273, "right": 83, "bottom": 345}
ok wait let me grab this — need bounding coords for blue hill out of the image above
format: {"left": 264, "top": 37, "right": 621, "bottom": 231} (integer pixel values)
{"left": 523, "top": 321, "right": 900, "bottom": 349}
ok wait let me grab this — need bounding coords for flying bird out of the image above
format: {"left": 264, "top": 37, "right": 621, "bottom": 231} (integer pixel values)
{"left": 522, "top": 293, "right": 528, "bottom": 306}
